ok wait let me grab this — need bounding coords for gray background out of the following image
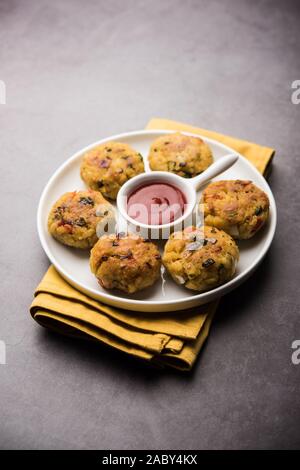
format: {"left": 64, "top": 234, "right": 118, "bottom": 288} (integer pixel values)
{"left": 0, "top": 0, "right": 299, "bottom": 450}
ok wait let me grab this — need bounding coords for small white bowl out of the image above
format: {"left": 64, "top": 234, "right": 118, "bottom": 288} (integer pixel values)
{"left": 117, "top": 170, "right": 196, "bottom": 239}
{"left": 116, "top": 154, "right": 239, "bottom": 239}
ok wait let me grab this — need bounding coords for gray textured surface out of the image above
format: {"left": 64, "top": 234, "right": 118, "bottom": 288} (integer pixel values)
{"left": 0, "top": 0, "right": 300, "bottom": 450}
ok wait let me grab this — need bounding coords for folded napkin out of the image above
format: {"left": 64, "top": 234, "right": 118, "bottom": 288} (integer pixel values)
{"left": 30, "top": 118, "right": 275, "bottom": 371}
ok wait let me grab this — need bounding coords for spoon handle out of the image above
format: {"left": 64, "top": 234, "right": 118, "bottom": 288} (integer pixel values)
{"left": 191, "top": 154, "right": 239, "bottom": 192}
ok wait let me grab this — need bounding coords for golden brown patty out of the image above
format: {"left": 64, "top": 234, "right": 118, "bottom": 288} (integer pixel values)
{"left": 48, "top": 190, "right": 114, "bottom": 249}
{"left": 148, "top": 132, "right": 213, "bottom": 177}
{"left": 90, "top": 233, "right": 161, "bottom": 294}
{"left": 162, "top": 226, "right": 239, "bottom": 292}
{"left": 80, "top": 141, "right": 145, "bottom": 200}
{"left": 201, "top": 180, "right": 270, "bottom": 239}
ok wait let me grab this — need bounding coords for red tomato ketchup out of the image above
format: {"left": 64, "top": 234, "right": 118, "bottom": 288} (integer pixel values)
{"left": 127, "top": 182, "right": 186, "bottom": 225}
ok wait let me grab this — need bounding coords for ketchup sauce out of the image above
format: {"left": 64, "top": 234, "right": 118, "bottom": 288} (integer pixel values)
{"left": 127, "top": 182, "right": 186, "bottom": 225}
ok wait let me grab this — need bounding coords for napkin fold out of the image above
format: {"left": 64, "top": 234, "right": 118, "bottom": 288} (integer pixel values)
{"left": 30, "top": 118, "right": 275, "bottom": 370}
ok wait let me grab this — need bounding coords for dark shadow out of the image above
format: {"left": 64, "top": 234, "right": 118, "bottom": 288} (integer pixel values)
{"left": 214, "top": 244, "right": 277, "bottom": 327}
{"left": 39, "top": 327, "right": 196, "bottom": 383}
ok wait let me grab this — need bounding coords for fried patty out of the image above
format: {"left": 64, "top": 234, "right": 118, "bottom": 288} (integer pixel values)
{"left": 148, "top": 132, "right": 213, "bottom": 177}
{"left": 80, "top": 141, "right": 145, "bottom": 200}
{"left": 162, "top": 225, "right": 239, "bottom": 291}
{"left": 90, "top": 233, "right": 161, "bottom": 294}
{"left": 201, "top": 180, "right": 270, "bottom": 239}
{"left": 48, "top": 190, "right": 114, "bottom": 249}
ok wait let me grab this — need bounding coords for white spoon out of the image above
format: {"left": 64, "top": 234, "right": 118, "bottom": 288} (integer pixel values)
{"left": 116, "top": 154, "right": 239, "bottom": 238}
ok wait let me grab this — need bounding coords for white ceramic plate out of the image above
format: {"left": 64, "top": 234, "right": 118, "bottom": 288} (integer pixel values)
{"left": 37, "top": 130, "right": 277, "bottom": 312}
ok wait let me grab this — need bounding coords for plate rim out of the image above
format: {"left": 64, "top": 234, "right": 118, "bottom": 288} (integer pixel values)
{"left": 37, "top": 129, "right": 277, "bottom": 310}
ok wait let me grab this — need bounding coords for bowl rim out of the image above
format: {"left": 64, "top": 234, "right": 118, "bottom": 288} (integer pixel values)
{"left": 37, "top": 129, "right": 277, "bottom": 309}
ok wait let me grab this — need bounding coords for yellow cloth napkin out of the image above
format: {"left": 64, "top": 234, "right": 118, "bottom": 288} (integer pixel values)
{"left": 30, "top": 118, "right": 275, "bottom": 370}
